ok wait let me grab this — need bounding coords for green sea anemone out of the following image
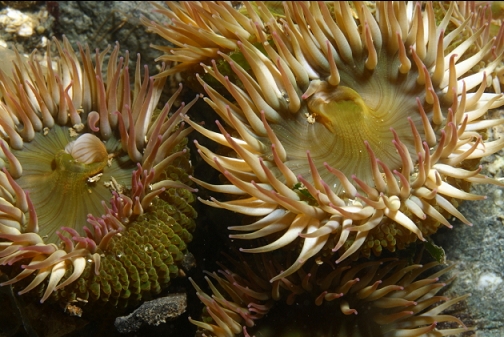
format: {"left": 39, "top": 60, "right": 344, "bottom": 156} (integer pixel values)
{"left": 0, "top": 37, "right": 198, "bottom": 307}
{"left": 147, "top": 1, "right": 504, "bottom": 281}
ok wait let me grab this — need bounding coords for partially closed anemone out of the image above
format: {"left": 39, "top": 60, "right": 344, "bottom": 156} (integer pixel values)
{"left": 150, "top": 1, "right": 504, "bottom": 280}
{"left": 0, "top": 37, "right": 198, "bottom": 305}
{"left": 189, "top": 252, "right": 471, "bottom": 337}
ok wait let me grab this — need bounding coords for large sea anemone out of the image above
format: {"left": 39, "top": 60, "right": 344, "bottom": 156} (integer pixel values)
{"left": 0, "top": 37, "right": 198, "bottom": 307}
{"left": 147, "top": 1, "right": 504, "bottom": 282}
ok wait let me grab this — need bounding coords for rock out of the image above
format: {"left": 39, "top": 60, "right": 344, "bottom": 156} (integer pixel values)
{"left": 114, "top": 293, "right": 187, "bottom": 334}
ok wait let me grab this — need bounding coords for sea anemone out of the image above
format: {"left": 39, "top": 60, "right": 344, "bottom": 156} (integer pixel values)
{"left": 0, "top": 37, "right": 198, "bottom": 306}
{"left": 189, "top": 251, "right": 470, "bottom": 337}
{"left": 148, "top": 1, "right": 504, "bottom": 281}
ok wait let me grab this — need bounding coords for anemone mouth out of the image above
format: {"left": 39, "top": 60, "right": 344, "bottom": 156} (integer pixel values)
{"left": 274, "top": 61, "right": 423, "bottom": 192}
{"left": 151, "top": 0, "right": 504, "bottom": 284}
{"left": 0, "top": 37, "right": 199, "bottom": 303}
{"left": 12, "top": 125, "right": 133, "bottom": 243}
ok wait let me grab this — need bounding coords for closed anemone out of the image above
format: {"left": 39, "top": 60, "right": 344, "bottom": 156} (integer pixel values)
{"left": 0, "top": 37, "right": 198, "bottom": 305}
{"left": 148, "top": 1, "right": 504, "bottom": 281}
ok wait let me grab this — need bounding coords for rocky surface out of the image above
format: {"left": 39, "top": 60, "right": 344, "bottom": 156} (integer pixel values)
{"left": 0, "top": 1, "right": 170, "bottom": 74}
{"left": 436, "top": 108, "right": 504, "bottom": 337}
{"left": 114, "top": 293, "right": 187, "bottom": 334}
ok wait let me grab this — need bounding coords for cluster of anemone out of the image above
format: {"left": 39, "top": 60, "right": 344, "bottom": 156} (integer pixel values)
{"left": 145, "top": 1, "right": 504, "bottom": 336}
{"left": 0, "top": 0, "right": 503, "bottom": 336}
{"left": 0, "top": 37, "right": 198, "bottom": 306}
